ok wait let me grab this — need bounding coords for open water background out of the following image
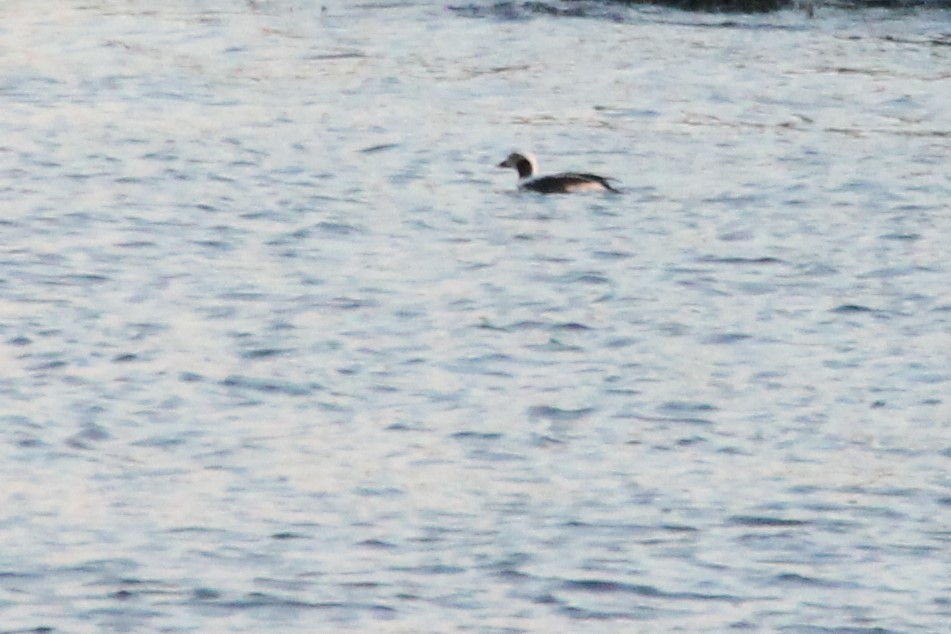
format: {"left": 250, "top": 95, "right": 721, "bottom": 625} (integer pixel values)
{"left": 1, "top": 1, "right": 949, "bottom": 632}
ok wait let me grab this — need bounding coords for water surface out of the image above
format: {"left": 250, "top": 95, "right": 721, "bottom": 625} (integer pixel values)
{"left": 1, "top": 1, "right": 949, "bottom": 632}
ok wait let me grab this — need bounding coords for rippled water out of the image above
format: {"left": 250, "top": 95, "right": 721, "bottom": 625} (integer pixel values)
{"left": 1, "top": 1, "right": 949, "bottom": 632}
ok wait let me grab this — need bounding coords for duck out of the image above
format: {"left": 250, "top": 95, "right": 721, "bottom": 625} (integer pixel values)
{"left": 497, "top": 152, "right": 619, "bottom": 194}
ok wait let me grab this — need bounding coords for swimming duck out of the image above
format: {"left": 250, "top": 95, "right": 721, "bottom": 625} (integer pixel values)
{"left": 497, "top": 152, "right": 619, "bottom": 194}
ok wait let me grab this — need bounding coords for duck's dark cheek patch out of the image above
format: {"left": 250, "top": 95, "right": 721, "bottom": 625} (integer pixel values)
{"left": 515, "top": 158, "right": 534, "bottom": 179}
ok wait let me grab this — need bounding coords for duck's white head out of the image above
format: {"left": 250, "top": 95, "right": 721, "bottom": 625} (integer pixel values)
{"left": 497, "top": 152, "right": 538, "bottom": 179}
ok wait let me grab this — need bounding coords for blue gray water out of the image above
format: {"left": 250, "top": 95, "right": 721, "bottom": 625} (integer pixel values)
{"left": 1, "top": 1, "right": 949, "bottom": 632}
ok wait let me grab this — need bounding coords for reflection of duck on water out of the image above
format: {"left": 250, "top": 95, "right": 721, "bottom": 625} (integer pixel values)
{"left": 498, "top": 152, "right": 619, "bottom": 194}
